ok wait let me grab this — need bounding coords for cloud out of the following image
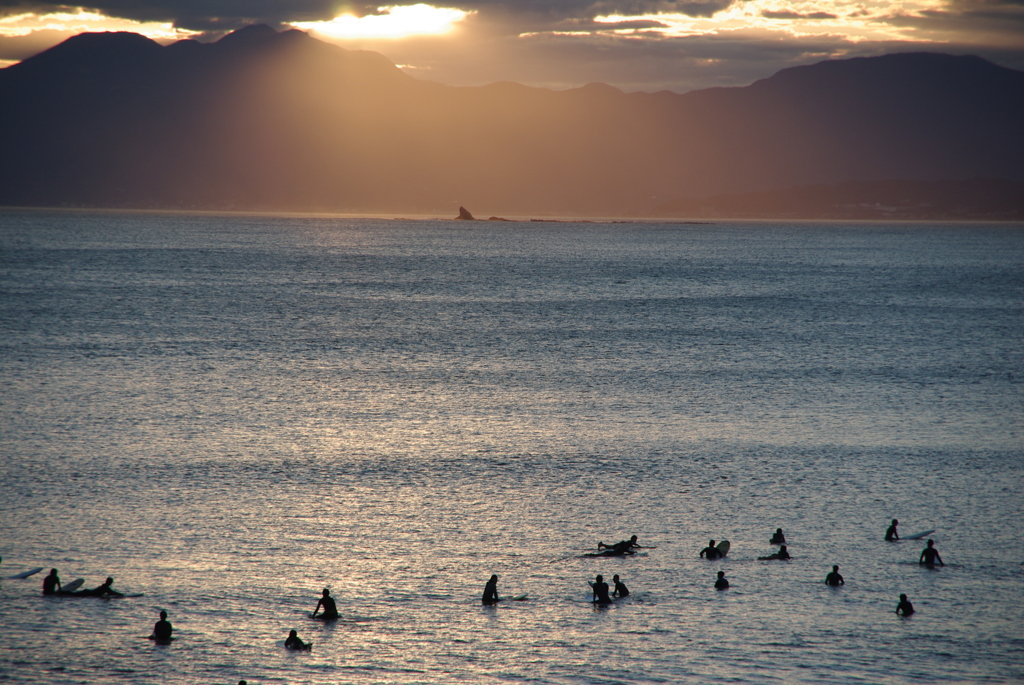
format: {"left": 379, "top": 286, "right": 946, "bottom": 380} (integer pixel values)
{"left": 1, "top": 0, "right": 1022, "bottom": 91}
{"left": 760, "top": 10, "right": 838, "bottom": 18}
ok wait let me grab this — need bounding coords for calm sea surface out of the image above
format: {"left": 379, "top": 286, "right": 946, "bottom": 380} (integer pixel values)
{"left": 1, "top": 210, "right": 1022, "bottom": 684}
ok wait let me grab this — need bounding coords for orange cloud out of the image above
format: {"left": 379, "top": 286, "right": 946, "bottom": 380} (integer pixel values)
{"left": 0, "top": 9, "right": 199, "bottom": 41}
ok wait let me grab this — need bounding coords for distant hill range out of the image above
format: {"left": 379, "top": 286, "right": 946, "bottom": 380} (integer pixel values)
{"left": 2, "top": 25, "right": 1023, "bottom": 218}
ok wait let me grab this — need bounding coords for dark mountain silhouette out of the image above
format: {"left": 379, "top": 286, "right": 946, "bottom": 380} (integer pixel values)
{"left": 1, "top": 26, "right": 1023, "bottom": 216}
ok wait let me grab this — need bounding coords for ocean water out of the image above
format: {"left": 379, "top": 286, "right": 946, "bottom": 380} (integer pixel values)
{"left": 1, "top": 210, "right": 1022, "bottom": 685}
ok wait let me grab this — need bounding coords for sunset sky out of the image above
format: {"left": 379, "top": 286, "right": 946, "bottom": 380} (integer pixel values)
{"left": 1, "top": 0, "right": 1022, "bottom": 91}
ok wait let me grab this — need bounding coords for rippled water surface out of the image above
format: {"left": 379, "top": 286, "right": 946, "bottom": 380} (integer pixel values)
{"left": 1, "top": 211, "right": 1022, "bottom": 684}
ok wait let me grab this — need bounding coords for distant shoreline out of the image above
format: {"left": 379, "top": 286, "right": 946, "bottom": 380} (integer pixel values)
{"left": 4, "top": 205, "right": 1024, "bottom": 225}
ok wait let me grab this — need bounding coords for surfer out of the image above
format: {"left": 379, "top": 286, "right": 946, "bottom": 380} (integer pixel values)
{"left": 919, "top": 540, "right": 944, "bottom": 567}
{"left": 612, "top": 574, "right": 629, "bottom": 598}
{"left": 598, "top": 536, "right": 639, "bottom": 555}
{"left": 42, "top": 569, "right": 61, "bottom": 595}
{"left": 312, "top": 588, "right": 338, "bottom": 619}
{"left": 885, "top": 519, "right": 900, "bottom": 542}
{"left": 76, "top": 577, "right": 123, "bottom": 598}
{"left": 895, "top": 594, "right": 914, "bottom": 616}
{"left": 758, "top": 545, "right": 791, "bottom": 561}
{"left": 482, "top": 575, "right": 500, "bottom": 605}
{"left": 714, "top": 571, "right": 729, "bottom": 590}
{"left": 824, "top": 565, "right": 845, "bottom": 586}
{"left": 284, "top": 629, "right": 311, "bottom": 651}
{"left": 700, "top": 540, "right": 723, "bottom": 560}
{"left": 770, "top": 528, "right": 786, "bottom": 544}
{"left": 151, "top": 610, "right": 173, "bottom": 644}
{"left": 590, "top": 574, "right": 612, "bottom": 604}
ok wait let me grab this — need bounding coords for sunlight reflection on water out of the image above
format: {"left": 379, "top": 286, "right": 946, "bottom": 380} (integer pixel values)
{"left": 1, "top": 212, "right": 1022, "bottom": 683}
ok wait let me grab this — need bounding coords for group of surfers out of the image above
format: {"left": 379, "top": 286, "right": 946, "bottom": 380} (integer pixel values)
{"left": 38, "top": 567, "right": 321, "bottom": 651}
{"left": 39, "top": 570, "right": 179, "bottom": 645}
{"left": 33, "top": 520, "right": 938, "bottom": 655}
{"left": 252, "top": 521, "right": 948, "bottom": 642}
{"left": 275, "top": 588, "right": 341, "bottom": 650}
{"left": 885, "top": 519, "right": 945, "bottom": 567}
{"left": 583, "top": 524, "right": 940, "bottom": 616}
{"left": 42, "top": 570, "right": 123, "bottom": 598}
{"left": 483, "top": 572, "right": 630, "bottom": 605}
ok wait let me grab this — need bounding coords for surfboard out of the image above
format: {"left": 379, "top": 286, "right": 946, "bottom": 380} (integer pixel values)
{"left": 512, "top": 594, "right": 528, "bottom": 601}
{"left": 582, "top": 550, "right": 637, "bottom": 558}
{"left": 716, "top": 540, "right": 730, "bottom": 557}
{"left": 60, "top": 578, "right": 85, "bottom": 593}
{"left": 903, "top": 529, "right": 936, "bottom": 540}
{"left": 7, "top": 567, "right": 44, "bottom": 579}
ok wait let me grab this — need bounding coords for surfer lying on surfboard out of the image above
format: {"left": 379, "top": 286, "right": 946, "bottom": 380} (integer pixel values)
{"left": 597, "top": 536, "right": 640, "bottom": 554}
{"left": 74, "top": 577, "right": 124, "bottom": 598}
{"left": 758, "top": 545, "right": 791, "bottom": 560}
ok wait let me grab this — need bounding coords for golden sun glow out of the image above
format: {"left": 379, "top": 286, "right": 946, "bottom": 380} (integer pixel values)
{"left": 0, "top": 9, "right": 199, "bottom": 40}
{"left": 290, "top": 4, "right": 472, "bottom": 40}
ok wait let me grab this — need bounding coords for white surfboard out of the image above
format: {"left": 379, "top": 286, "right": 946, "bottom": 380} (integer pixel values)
{"left": 7, "top": 567, "right": 44, "bottom": 579}
{"left": 903, "top": 529, "right": 936, "bottom": 540}
{"left": 716, "top": 540, "right": 731, "bottom": 557}
{"left": 60, "top": 578, "right": 85, "bottom": 593}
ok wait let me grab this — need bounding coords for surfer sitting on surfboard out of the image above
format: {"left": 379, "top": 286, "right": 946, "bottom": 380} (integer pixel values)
{"left": 312, "top": 588, "right": 338, "bottom": 619}
{"left": 42, "top": 569, "right": 61, "bottom": 595}
{"left": 151, "top": 610, "right": 173, "bottom": 644}
{"left": 715, "top": 571, "right": 729, "bottom": 590}
{"left": 919, "top": 540, "right": 944, "bottom": 567}
{"left": 700, "top": 540, "right": 723, "bottom": 560}
{"left": 612, "top": 574, "right": 629, "bottom": 598}
{"left": 76, "top": 577, "right": 123, "bottom": 598}
{"left": 770, "top": 528, "right": 786, "bottom": 544}
{"left": 885, "top": 519, "right": 900, "bottom": 541}
{"left": 284, "top": 629, "right": 311, "bottom": 651}
{"left": 590, "top": 575, "right": 613, "bottom": 604}
{"left": 482, "top": 575, "right": 500, "bottom": 605}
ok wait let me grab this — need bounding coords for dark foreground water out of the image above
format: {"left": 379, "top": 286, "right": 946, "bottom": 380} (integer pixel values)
{"left": 1, "top": 211, "right": 1022, "bottom": 684}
